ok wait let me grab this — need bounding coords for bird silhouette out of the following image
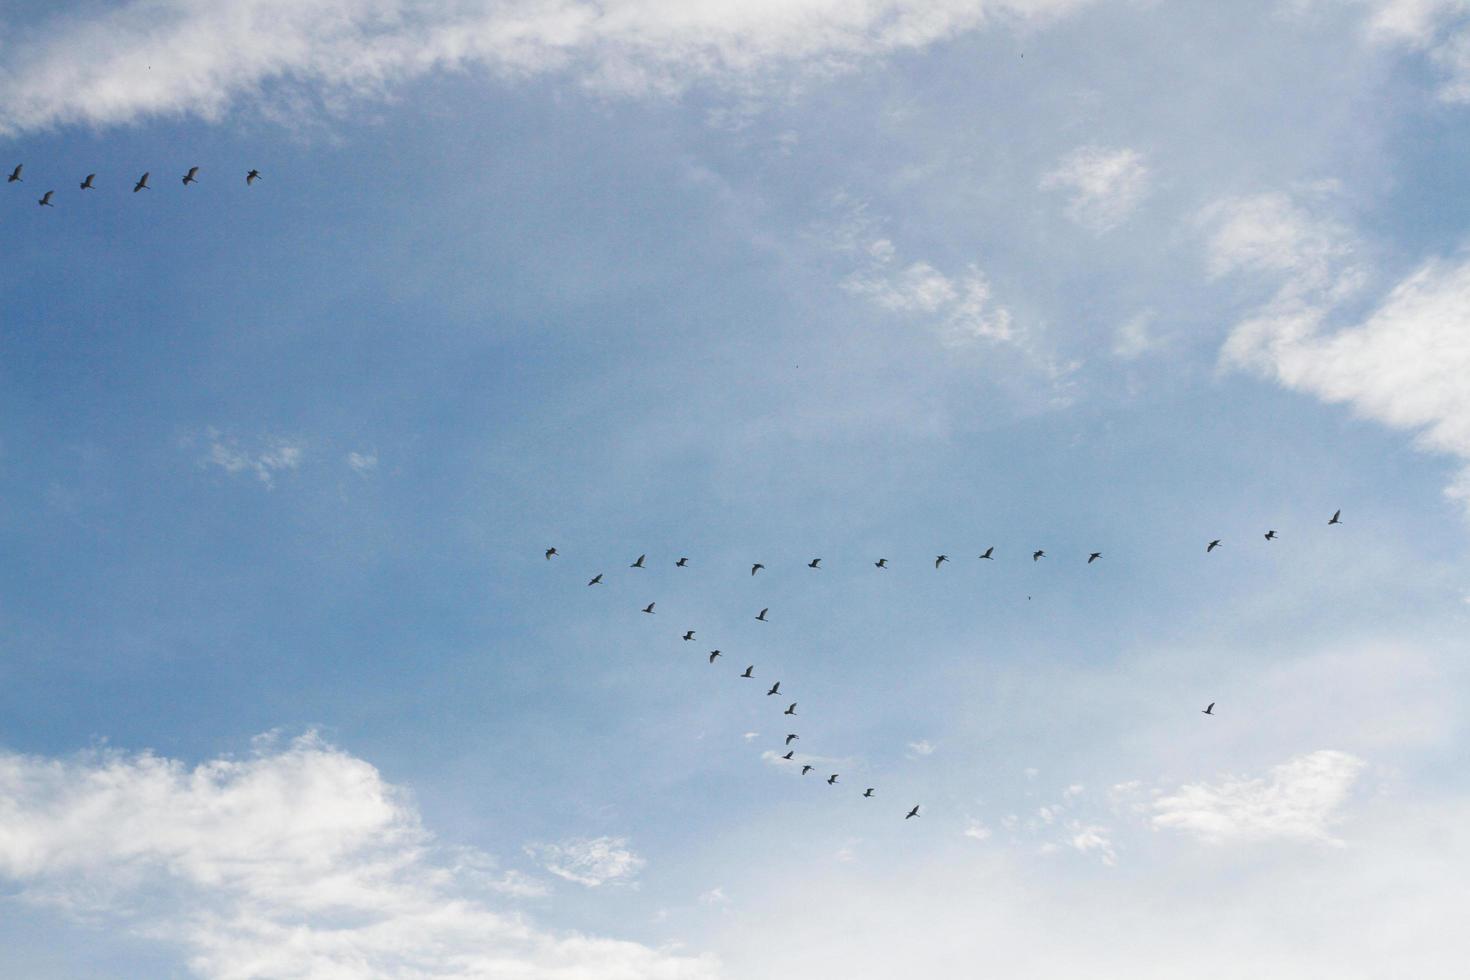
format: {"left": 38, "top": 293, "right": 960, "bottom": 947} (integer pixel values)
{"left": 979, "top": 547, "right": 994, "bottom": 560}
{"left": 683, "top": 630, "right": 695, "bottom": 641}
{"left": 1033, "top": 550, "right": 1045, "bottom": 561}
{"left": 766, "top": 682, "right": 781, "bottom": 696}
{"left": 935, "top": 555, "right": 948, "bottom": 568}
{"left": 740, "top": 665, "right": 754, "bottom": 678}
{"left": 827, "top": 774, "right": 839, "bottom": 785}
{"left": 587, "top": 574, "right": 603, "bottom": 586}
{"left": 133, "top": 172, "right": 150, "bottom": 192}
{"left": 781, "top": 750, "right": 794, "bottom": 760}
{"left": 863, "top": 788, "right": 875, "bottom": 798}
{"left": 905, "top": 805, "right": 921, "bottom": 820}
{"left": 708, "top": 650, "right": 721, "bottom": 663}
{"left": 630, "top": 554, "right": 646, "bottom": 568}
{"left": 642, "top": 602, "right": 656, "bottom": 614}
{"left": 1202, "top": 702, "right": 1215, "bottom": 715}
{"left": 544, "top": 547, "right": 557, "bottom": 560}
{"left": 676, "top": 557, "right": 689, "bottom": 567}
{"left": 874, "top": 558, "right": 888, "bottom": 568}
{"left": 1264, "top": 530, "right": 1277, "bottom": 541}
{"left": 1207, "top": 540, "right": 1221, "bottom": 552}
{"left": 181, "top": 166, "right": 199, "bottom": 186}
{"left": 801, "top": 764, "right": 814, "bottom": 775}
{"left": 755, "top": 608, "right": 768, "bottom": 622}
{"left": 785, "top": 733, "right": 799, "bottom": 745}
{"left": 37, "top": 191, "right": 54, "bottom": 207}
{"left": 246, "top": 169, "right": 261, "bottom": 185}
{"left": 751, "top": 563, "right": 764, "bottom": 576}
{"left": 784, "top": 702, "right": 797, "bottom": 715}
{"left": 7, "top": 164, "right": 21, "bottom": 183}
{"left": 808, "top": 558, "right": 822, "bottom": 569}
{"left": 1329, "top": 509, "right": 1343, "bottom": 525}
{"left": 79, "top": 173, "right": 95, "bottom": 190}
{"left": 1088, "top": 552, "right": 1101, "bottom": 564}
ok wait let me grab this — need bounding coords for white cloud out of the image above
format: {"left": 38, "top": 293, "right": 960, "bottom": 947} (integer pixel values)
{"left": 1151, "top": 749, "right": 1367, "bottom": 845}
{"left": 1358, "top": 0, "right": 1470, "bottom": 102}
{"left": 1065, "top": 821, "right": 1117, "bottom": 866}
{"left": 906, "top": 739, "right": 936, "bottom": 757}
{"left": 962, "top": 820, "right": 992, "bottom": 840}
{"left": 1040, "top": 145, "right": 1150, "bottom": 232}
{"left": 0, "top": 0, "right": 1093, "bottom": 135}
{"left": 525, "top": 836, "right": 646, "bottom": 888}
{"left": 199, "top": 430, "right": 304, "bottom": 488}
{"left": 698, "top": 886, "right": 728, "bottom": 906}
{"left": 347, "top": 450, "right": 379, "bottom": 475}
{"left": 842, "top": 256, "right": 1014, "bottom": 345}
{"left": 1112, "top": 312, "right": 1160, "bottom": 360}
{"left": 0, "top": 733, "right": 712, "bottom": 979}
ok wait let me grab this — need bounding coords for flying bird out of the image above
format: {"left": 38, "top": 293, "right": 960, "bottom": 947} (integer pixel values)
{"left": 1088, "top": 552, "right": 1101, "bottom": 564}
{"left": 781, "top": 750, "right": 794, "bottom": 760}
{"left": 979, "top": 547, "right": 994, "bottom": 560}
{"left": 935, "top": 555, "right": 949, "bottom": 568}
{"left": 587, "top": 574, "right": 603, "bottom": 586}
{"left": 1202, "top": 702, "right": 1215, "bottom": 715}
{"left": 755, "top": 608, "right": 768, "bottom": 622}
{"left": 751, "top": 563, "right": 764, "bottom": 576}
{"left": 766, "top": 682, "right": 781, "bottom": 696}
{"left": 786, "top": 733, "right": 799, "bottom": 745}
{"left": 544, "top": 547, "right": 557, "bottom": 560}
{"left": 1033, "top": 550, "right": 1045, "bottom": 561}
{"left": 683, "top": 630, "right": 695, "bottom": 641}
{"left": 827, "top": 774, "right": 839, "bottom": 785}
{"left": 246, "top": 169, "right": 261, "bottom": 185}
{"left": 808, "top": 558, "right": 822, "bottom": 569}
{"left": 37, "top": 191, "right": 54, "bottom": 207}
{"left": 708, "top": 650, "right": 721, "bottom": 663}
{"left": 740, "top": 665, "right": 754, "bottom": 678}
{"left": 784, "top": 702, "right": 797, "bottom": 716}
{"left": 863, "top": 788, "right": 875, "bottom": 798}
{"left": 905, "top": 805, "right": 921, "bottom": 820}
{"left": 642, "top": 602, "right": 655, "bottom": 614}
{"left": 801, "top": 764, "right": 814, "bottom": 775}
{"left": 1328, "top": 509, "right": 1343, "bottom": 525}
{"left": 133, "top": 172, "right": 150, "bottom": 192}
{"left": 181, "top": 166, "right": 199, "bottom": 186}
{"left": 1264, "top": 530, "right": 1277, "bottom": 541}
{"left": 630, "top": 554, "right": 646, "bottom": 568}
{"left": 874, "top": 558, "right": 888, "bottom": 568}
{"left": 7, "top": 164, "right": 21, "bottom": 182}
{"left": 79, "top": 174, "right": 95, "bottom": 190}
{"left": 1207, "top": 540, "right": 1221, "bottom": 552}
{"left": 676, "top": 557, "right": 688, "bottom": 567}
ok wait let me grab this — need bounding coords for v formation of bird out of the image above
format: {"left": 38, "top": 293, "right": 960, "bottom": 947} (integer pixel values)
{"left": 545, "top": 509, "right": 1347, "bottom": 825}
{"left": 7, "top": 162, "right": 264, "bottom": 209}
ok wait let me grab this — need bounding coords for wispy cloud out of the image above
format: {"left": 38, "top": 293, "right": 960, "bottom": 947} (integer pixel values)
{"left": 198, "top": 429, "right": 304, "bottom": 489}
{"left": 1040, "top": 145, "right": 1150, "bottom": 232}
{"left": 346, "top": 450, "right": 379, "bottom": 475}
{"left": 841, "top": 242, "right": 1015, "bottom": 346}
{"left": 525, "top": 836, "right": 646, "bottom": 888}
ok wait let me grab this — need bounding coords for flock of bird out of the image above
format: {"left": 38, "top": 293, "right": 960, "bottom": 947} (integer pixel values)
{"left": 6, "top": 163, "right": 262, "bottom": 207}
{"left": 545, "top": 509, "right": 1347, "bottom": 824}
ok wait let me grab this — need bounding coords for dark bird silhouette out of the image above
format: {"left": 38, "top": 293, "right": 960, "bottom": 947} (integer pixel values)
{"left": 979, "top": 546, "right": 994, "bottom": 560}
{"left": 935, "top": 554, "right": 949, "bottom": 568}
{"left": 740, "top": 665, "right": 754, "bottom": 678}
{"left": 751, "top": 563, "right": 764, "bottom": 576}
{"left": 683, "top": 630, "right": 695, "bottom": 641}
{"left": 630, "top": 554, "right": 646, "bottom": 568}
{"left": 863, "top": 788, "right": 875, "bottom": 798}
{"left": 133, "top": 172, "right": 150, "bottom": 192}
{"left": 1207, "top": 540, "right": 1221, "bottom": 552}
{"left": 7, "top": 164, "right": 21, "bottom": 183}
{"left": 708, "top": 650, "right": 721, "bottom": 663}
{"left": 905, "top": 805, "right": 921, "bottom": 820}
{"left": 808, "top": 558, "right": 822, "bottom": 569}
{"left": 755, "top": 607, "right": 768, "bottom": 622}
{"left": 246, "top": 169, "right": 261, "bottom": 185}
{"left": 1329, "top": 509, "right": 1343, "bottom": 525}
{"left": 37, "top": 191, "right": 54, "bottom": 207}
{"left": 781, "top": 750, "right": 794, "bottom": 760}
{"left": 587, "top": 574, "right": 603, "bottom": 586}
{"left": 875, "top": 558, "right": 888, "bottom": 568}
{"left": 79, "top": 173, "right": 95, "bottom": 190}
{"left": 1264, "top": 530, "right": 1277, "bottom": 541}
{"left": 766, "top": 682, "right": 781, "bottom": 696}
{"left": 786, "top": 733, "right": 799, "bottom": 745}
{"left": 784, "top": 702, "right": 797, "bottom": 716}
{"left": 1202, "top": 702, "right": 1215, "bottom": 715}
{"left": 676, "top": 557, "right": 688, "bottom": 567}
{"left": 181, "top": 166, "right": 199, "bottom": 186}
{"left": 544, "top": 547, "right": 557, "bottom": 560}
{"left": 1032, "top": 550, "right": 1045, "bottom": 561}
{"left": 1088, "top": 552, "right": 1101, "bottom": 564}
{"left": 642, "top": 602, "right": 656, "bottom": 614}
{"left": 801, "top": 764, "right": 814, "bottom": 775}
{"left": 827, "top": 774, "right": 839, "bottom": 785}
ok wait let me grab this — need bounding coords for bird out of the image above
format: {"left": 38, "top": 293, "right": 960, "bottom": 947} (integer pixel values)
{"left": 1202, "top": 702, "right": 1215, "bottom": 715}
{"left": 1264, "top": 530, "right": 1277, "bottom": 541}
{"left": 785, "top": 733, "right": 799, "bottom": 745}
{"left": 642, "top": 602, "right": 656, "bottom": 614}
{"left": 808, "top": 558, "right": 822, "bottom": 569}
{"left": 676, "top": 557, "right": 689, "bottom": 567}
{"left": 79, "top": 173, "right": 95, "bottom": 190}
{"left": 1207, "top": 540, "right": 1221, "bottom": 552}
{"left": 935, "top": 554, "right": 949, "bottom": 568}
{"left": 766, "top": 682, "right": 781, "bottom": 696}
{"left": 133, "top": 172, "right": 150, "bottom": 192}
{"left": 827, "top": 774, "right": 839, "bottom": 785}
{"left": 1033, "top": 550, "right": 1045, "bottom": 561}
{"left": 246, "top": 169, "right": 261, "bottom": 185}
{"left": 181, "top": 166, "right": 199, "bottom": 186}
{"left": 740, "top": 665, "right": 754, "bottom": 678}
{"left": 751, "top": 563, "right": 764, "bottom": 576}
{"left": 863, "top": 788, "right": 875, "bottom": 798}
{"left": 37, "top": 191, "right": 54, "bottom": 207}
{"left": 801, "top": 764, "right": 814, "bottom": 775}
{"left": 979, "top": 546, "right": 994, "bottom": 560}
{"left": 1088, "top": 552, "right": 1101, "bottom": 564}
{"left": 755, "top": 608, "right": 769, "bottom": 622}
{"left": 7, "top": 164, "right": 21, "bottom": 183}
{"left": 781, "top": 750, "right": 794, "bottom": 760}
{"left": 1329, "top": 509, "right": 1343, "bottom": 525}
{"left": 874, "top": 558, "right": 888, "bottom": 568}
{"left": 905, "top": 805, "right": 921, "bottom": 820}
{"left": 587, "top": 574, "right": 603, "bottom": 586}
{"left": 683, "top": 630, "right": 695, "bottom": 641}
{"left": 630, "top": 554, "right": 646, "bottom": 568}
{"left": 544, "top": 547, "right": 557, "bottom": 560}
{"left": 708, "top": 650, "right": 721, "bottom": 663}
{"left": 784, "top": 702, "right": 797, "bottom": 716}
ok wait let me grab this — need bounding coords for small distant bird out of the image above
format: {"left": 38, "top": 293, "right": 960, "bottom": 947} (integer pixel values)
{"left": 863, "top": 788, "right": 875, "bottom": 798}
{"left": 740, "top": 665, "right": 754, "bottom": 678}
{"left": 751, "top": 563, "right": 764, "bottom": 576}
{"left": 683, "top": 630, "right": 695, "bottom": 641}
{"left": 587, "top": 574, "right": 603, "bottom": 586}
{"left": 808, "top": 558, "right": 822, "bottom": 569}
{"left": 79, "top": 173, "right": 95, "bottom": 190}
{"left": 785, "top": 733, "right": 799, "bottom": 745}
{"left": 935, "top": 555, "right": 948, "bottom": 568}
{"left": 784, "top": 702, "right": 797, "bottom": 716}
{"left": 875, "top": 558, "right": 888, "bottom": 568}
{"left": 37, "top": 191, "right": 54, "bottom": 207}
{"left": 630, "top": 554, "right": 646, "bottom": 568}
{"left": 827, "top": 774, "right": 839, "bottom": 785}
{"left": 801, "top": 765, "right": 814, "bottom": 775}
{"left": 133, "top": 172, "right": 150, "bottom": 192}
{"left": 676, "top": 557, "right": 688, "bottom": 567}
{"left": 1328, "top": 509, "right": 1343, "bottom": 525}
{"left": 1207, "top": 540, "right": 1221, "bottom": 553}
{"left": 642, "top": 602, "right": 656, "bottom": 614}
{"left": 979, "top": 547, "right": 994, "bottom": 560}
{"left": 1033, "top": 550, "right": 1045, "bottom": 561}
{"left": 1088, "top": 552, "right": 1101, "bottom": 564}
{"left": 181, "top": 166, "right": 199, "bottom": 186}
{"left": 7, "top": 164, "right": 21, "bottom": 182}
{"left": 905, "top": 805, "right": 921, "bottom": 820}
{"left": 246, "top": 169, "right": 261, "bottom": 185}
{"left": 755, "top": 607, "right": 768, "bottom": 622}
{"left": 1202, "top": 702, "right": 1215, "bottom": 715}
{"left": 781, "top": 750, "right": 794, "bottom": 760}
{"left": 708, "top": 650, "right": 721, "bottom": 663}
{"left": 767, "top": 682, "right": 781, "bottom": 696}
{"left": 544, "top": 547, "right": 557, "bottom": 560}
{"left": 1264, "top": 530, "right": 1277, "bottom": 541}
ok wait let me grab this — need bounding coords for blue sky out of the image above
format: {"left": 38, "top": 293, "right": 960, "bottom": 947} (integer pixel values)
{"left": 3, "top": 0, "right": 1470, "bottom": 976}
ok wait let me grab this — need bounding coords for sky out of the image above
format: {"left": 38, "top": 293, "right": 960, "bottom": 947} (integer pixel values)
{"left": 2, "top": 0, "right": 1470, "bottom": 976}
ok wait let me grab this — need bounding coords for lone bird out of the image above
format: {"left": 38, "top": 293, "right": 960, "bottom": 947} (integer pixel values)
{"left": 827, "top": 774, "right": 839, "bottom": 785}
{"left": 808, "top": 558, "right": 822, "bottom": 569}
{"left": 801, "top": 765, "right": 814, "bottom": 775}
{"left": 1202, "top": 702, "right": 1215, "bottom": 715}
{"left": 905, "top": 805, "right": 921, "bottom": 820}
{"left": 766, "top": 682, "right": 781, "bottom": 696}
{"left": 1088, "top": 552, "right": 1101, "bottom": 564}
{"left": 979, "top": 547, "right": 994, "bottom": 560}
{"left": 863, "top": 788, "right": 875, "bottom": 798}
{"left": 37, "top": 191, "right": 54, "bottom": 207}
{"left": 784, "top": 702, "right": 797, "bottom": 716}
{"left": 740, "top": 665, "right": 754, "bottom": 678}
{"left": 246, "top": 169, "right": 261, "bottom": 185}
{"left": 785, "top": 733, "right": 799, "bottom": 745}
{"left": 630, "top": 554, "right": 646, "bottom": 568}
{"left": 642, "top": 602, "right": 656, "bottom": 614}
{"left": 544, "top": 547, "right": 557, "bottom": 560}
{"left": 1207, "top": 540, "right": 1221, "bottom": 553}
{"left": 683, "top": 630, "right": 695, "bottom": 641}
{"left": 874, "top": 558, "right": 888, "bottom": 568}
{"left": 181, "top": 166, "right": 199, "bottom": 186}
{"left": 1033, "top": 550, "right": 1045, "bottom": 562}
{"left": 751, "top": 563, "right": 764, "bottom": 576}
{"left": 133, "top": 172, "right": 150, "bottom": 192}
{"left": 587, "top": 574, "right": 603, "bottom": 586}
{"left": 7, "top": 164, "right": 21, "bottom": 182}
{"left": 80, "top": 174, "right": 95, "bottom": 190}
{"left": 1329, "top": 509, "right": 1343, "bottom": 525}
{"left": 935, "top": 554, "right": 949, "bottom": 568}
{"left": 676, "top": 557, "right": 688, "bottom": 567}
{"left": 1264, "top": 530, "right": 1277, "bottom": 541}
{"left": 708, "top": 650, "right": 721, "bottom": 663}
{"left": 755, "top": 607, "right": 768, "bottom": 622}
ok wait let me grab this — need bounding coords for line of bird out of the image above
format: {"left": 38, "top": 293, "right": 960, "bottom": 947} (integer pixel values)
{"left": 5, "top": 163, "right": 263, "bottom": 207}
